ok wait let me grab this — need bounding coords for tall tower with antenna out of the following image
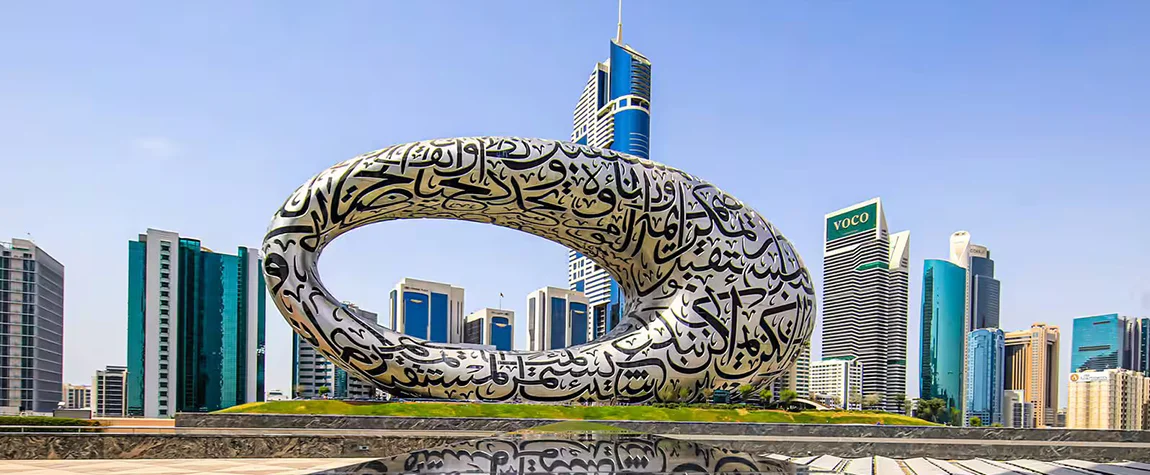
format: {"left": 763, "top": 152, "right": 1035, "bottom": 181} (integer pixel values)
{"left": 568, "top": 0, "right": 652, "bottom": 343}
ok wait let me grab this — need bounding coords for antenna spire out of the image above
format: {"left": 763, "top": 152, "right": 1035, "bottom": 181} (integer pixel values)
{"left": 615, "top": 0, "right": 623, "bottom": 43}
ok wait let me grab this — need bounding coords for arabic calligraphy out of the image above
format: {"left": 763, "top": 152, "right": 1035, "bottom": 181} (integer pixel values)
{"left": 263, "top": 137, "right": 815, "bottom": 402}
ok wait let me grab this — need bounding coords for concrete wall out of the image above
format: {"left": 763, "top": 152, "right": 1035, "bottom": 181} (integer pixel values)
{"left": 0, "top": 433, "right": 463, "bottom": 459}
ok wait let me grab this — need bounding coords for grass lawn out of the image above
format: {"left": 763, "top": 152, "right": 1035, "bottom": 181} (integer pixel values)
{"left": 218, "top": 401, "right": 934, "bottom": 426}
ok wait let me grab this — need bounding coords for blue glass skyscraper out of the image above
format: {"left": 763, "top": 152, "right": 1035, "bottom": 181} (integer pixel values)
{"left": 568, "top": 10, "right": 651, "bottom": 340}
{"left": 965, "top": 328, "right": 1005, "bottom": 425}
{"left": 920, "top": 259, "right": 967, "bottom": 415}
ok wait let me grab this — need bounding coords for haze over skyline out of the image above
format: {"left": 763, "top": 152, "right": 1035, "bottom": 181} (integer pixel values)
{"left": 2, "top": 1, "right": 1148, "bottom": 406}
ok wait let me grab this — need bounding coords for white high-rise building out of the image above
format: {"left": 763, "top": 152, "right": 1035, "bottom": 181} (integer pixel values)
{"left": 526, "top": 287, "right": 589, "bottom": 351}
{"left": 821, "top": 199, "right": 909, "bottom": 412}
{"left": 810, "top": 356, "right": 864, "bottom": 410}
{"left": 387, "top": 278, "right": 465, "bottom": 344}
{"left": 293, "top": 305, "right": 381, "bottom": 400}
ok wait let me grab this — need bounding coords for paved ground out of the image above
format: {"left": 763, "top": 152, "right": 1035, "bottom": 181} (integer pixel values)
{"left": 0, "top": 458, "right": 377, "bottom": 474}
{"left": 777, "top": 455, "right": 1150, "bottom": 475}
{"left": 681, "top": 433, "right": 1150, "bottom": 448}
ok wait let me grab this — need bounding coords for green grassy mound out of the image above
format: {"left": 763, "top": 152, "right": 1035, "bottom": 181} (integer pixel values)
{"left": 217, "top": 401, "right": 934, "bottom": 426}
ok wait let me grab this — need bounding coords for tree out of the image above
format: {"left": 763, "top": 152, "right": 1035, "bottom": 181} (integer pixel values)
{"left": 702, "top": 388, "right": 714, "bottom": 404}
{"left": 948, "top": 407, "right": 962, "bottom": 426}
{"left": 318, "top": 386, "right": 331, "bottom": 398}
{"left": 891, "top": 394, "right": 908, "bottom": 414}
{"left": 848, "top": 391, "right": 863, "bottom": 410}
{"left": 914, "top": 398, "right": 946, "bottom": 423}
{"left": 780, "top": 389, "right": 798, "bottom": 411}
{"left": 293, "top": 385, "right": 306, "bottom": 399}
{"left": 758, "top": 389, "right": 773, "bottom": 407}
{"left": 737, "top": 384, "right": 755, "bottom": 402}
{"left": 969, "top": 416, "right": 982, "bottom": 427}
{"left": 862, "top": 394, "right": 883, "bottom": 410}
{"left": 829, "top": 395, "right": 842, "bottom": 409}
{"left": 678, "top": 386, "right": 692, "bottom": 402}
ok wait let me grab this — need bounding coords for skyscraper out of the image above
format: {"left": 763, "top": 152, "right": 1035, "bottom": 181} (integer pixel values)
{"left": 946, "top": 231, "right": 1001, "bottom": 423}
{"left": 821, "top": 198, "right": 910, "bottom": 412}
{"left": 965, "top": 328, "right": 1005, "bottom": 426}
{"left": 388, "top": 278, "right": 465, "bottom": 344}
{"left": 293, "top": 305, "right": 380, "bottom": 400}
{"left": 127, "top": 229, "right": 266, "bottom": 417}
{"left": 463, "top": 308, "right": 514, "bottom": 351}
{"left": 919, "top": 259, "right": 966, "bottom": 413}
{"left": 567, "top": 6, "right": 651, "bottom": 342}
{"left": 948, "top": 232, "right": 1000, "bottom": 331}
{"left": 526, "top": 287, "right": 589, "bottom": 351}
{"left": 0, "top": 238, "right": 64, "bottom": 413}
{"left": 1071, "top": 313, "right": 1144, "bottom": 373}
{"left": 1004, "top": 323, "right": 1061, "bottom": 427}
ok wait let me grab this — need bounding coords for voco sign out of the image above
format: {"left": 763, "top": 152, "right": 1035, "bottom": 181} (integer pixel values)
{"left": 833, "top": 212, "right": 870, "bottom": 231}
{"left": 826, "top": 202, "right": 879, "bottom": 242}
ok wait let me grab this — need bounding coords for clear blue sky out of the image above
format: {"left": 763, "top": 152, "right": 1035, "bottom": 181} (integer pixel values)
{"left": 2, "top": 1, "right": 1147, "bottom": 406}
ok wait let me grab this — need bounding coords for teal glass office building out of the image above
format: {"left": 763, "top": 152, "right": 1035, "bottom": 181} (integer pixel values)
{"left": 1071, "top": 313, "right": 1148, "bottom": 373}
{"left": 965, "top": 328, "right": 1005, "bottom": 425}
{"left": 920, "top": 259, "right": 966, "bottom": 413}
{"left": 127, "top": 229, "right": 265, "bottom": 417}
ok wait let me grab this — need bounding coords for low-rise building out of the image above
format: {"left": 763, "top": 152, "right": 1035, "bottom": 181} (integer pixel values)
{"left": 526, "top": 287, "right": 588, "bottom": 351}
{"left": 92, "top": 366, "right": 128, "bottom": 417}
{"left": 810, "top": 356, "right": 863, "bottom": 410}
{"left": 463, "top": 308, "right": 514, "bottom": 351}
{"left": 64, "top": 384, "right": 90, "bottom": 409}
{"left": 1003, "top": 389, "right": 1034, "bottom": 428}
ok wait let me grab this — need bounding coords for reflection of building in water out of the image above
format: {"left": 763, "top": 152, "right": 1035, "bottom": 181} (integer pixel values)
{"left": 346, "top": 434, "right": 790, "bottom": 474}
{"left": 526, "top": 287, "right": 588, "bottom": 351}
{"left": 293, "top": 303, "right": 380, "bottom": 400}
{"left": 388, "top": 278, "right": 465, "bottom": 344}
{"left": 463, "top": 308, "right": 514, "bottom": 351}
